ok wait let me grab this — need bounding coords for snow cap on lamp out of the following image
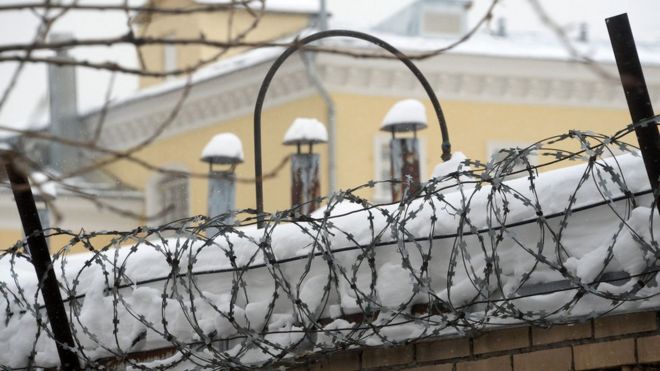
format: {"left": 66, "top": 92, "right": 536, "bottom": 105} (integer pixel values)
{"left": 380, "top": 99, "right": 428, "bottom": 133}
{"left": 201, "top": 133, "right": 244, "bottom": 165}
{"left": 283, "top": 118, "right": 328, "bottom": 145}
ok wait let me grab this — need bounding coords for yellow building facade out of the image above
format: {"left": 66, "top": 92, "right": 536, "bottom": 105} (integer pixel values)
{"left": 2, "top": 0, "right": 660, "bottom": 251}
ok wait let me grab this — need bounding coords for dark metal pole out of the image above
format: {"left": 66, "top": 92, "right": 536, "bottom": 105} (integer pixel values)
{"left": 3, "top": 160, "right": 81, "bottom": 370}
{"left": 606, "top": 13, "right": 660, "bottom": 214}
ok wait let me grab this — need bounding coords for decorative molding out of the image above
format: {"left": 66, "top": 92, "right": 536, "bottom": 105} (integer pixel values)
{"left": 86, "top": 58, "right": 316, "bottom": 151}
{"left": 83, "top": 50, "right": 660, "bottom": 152}
{"left": 319, "top": 52, "right": 660, "bottom": 109}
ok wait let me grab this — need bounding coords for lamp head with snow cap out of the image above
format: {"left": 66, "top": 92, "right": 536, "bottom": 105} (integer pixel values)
{"left": 380, "top": 99, "right": 428, "bottom": 137}
{"left": 200, "top": 133, "right": 244, "bottom": 172}
{"left": 283, "top": 118, "right": 328, "bottom": 154}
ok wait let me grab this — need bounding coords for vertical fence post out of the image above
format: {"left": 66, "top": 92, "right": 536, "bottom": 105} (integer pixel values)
{"left": 2, "top": 158, "right": 81, "bottom": 370}
{"left": 606, "top": 13, "right": 660, "bottom": 214}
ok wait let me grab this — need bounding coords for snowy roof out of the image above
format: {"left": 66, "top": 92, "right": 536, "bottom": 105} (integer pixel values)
{"left": 195, "top": 0, "right": 320, "bottom": 14}
{"left": 282, "top": 117, "right": 328, "bottom": 145}
{"left": 200, "top": 133, "right": 244, "bottom": 164}
{"left": 80, "top": 44, "right": 285, "bottom": 118}
{"left": 80, "top": 25, "right": 660, "bottom": 119}
{"left": 0, "top": 119, "right": 49, "bottom": 140}
{"left": 380, "top": 99, "right": 428, "bottom": 132}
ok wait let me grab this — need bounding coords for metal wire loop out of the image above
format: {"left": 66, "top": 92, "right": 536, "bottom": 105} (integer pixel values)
{"left": 253, "top": 29, "right": 452, "bottom": 227}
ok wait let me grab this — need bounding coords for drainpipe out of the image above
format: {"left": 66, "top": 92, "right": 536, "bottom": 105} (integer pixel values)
{"left": 301, "top": 0, "right": 336, "bottom": 194}
{"left": 48, "top": 32, "right": 83, "bottom": 175}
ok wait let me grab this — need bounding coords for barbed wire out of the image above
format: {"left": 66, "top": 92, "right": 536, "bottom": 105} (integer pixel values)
{"left": 0, "top": 120, "right": 658, "bottom": 369}
{"left": 0, "top": 0, "right": 625, "bottom": 227}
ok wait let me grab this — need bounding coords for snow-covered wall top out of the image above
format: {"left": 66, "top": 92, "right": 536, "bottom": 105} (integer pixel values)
{"left": 1, "top": 127, "right": 659, "bottom": 369}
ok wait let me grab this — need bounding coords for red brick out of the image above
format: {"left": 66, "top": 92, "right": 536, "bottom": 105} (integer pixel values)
{"left": 406, "top": 364, "right": 454, "bottom": 371}
{"left": 456, "top": 355, "right": 511, "bottom": 371}
{"left": 513, "top": 347, "right": 572, "bottom": 371}
{"left": 573, "top": 338, "right": 635, "bottom": 370}
{"left": 362, "top": 344, "right": 414, "bottom": 368}
{"left": 416, "top": 338, "right": 470, "bottom": 362}
{"left": 309, "top": 351, "right": 360, "bottom": 371}
{"left": 473, "top": 327, "right": 529, "bottom": 354}
{"left": 637, "top": 334, "right": 660, "bottom": 364}
{"left": 594, "top": 312, "right": 656, "bottom": 338}
{"left": 532, "top": 322, "right": 591, "bottom": 345}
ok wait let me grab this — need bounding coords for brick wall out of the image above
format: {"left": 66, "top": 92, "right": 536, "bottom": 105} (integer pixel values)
{"left": 289, "top": 310, "right": 660, "bottom": 371}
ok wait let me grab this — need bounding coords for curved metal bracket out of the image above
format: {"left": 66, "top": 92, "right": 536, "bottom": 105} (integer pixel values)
{"left": 253, "top": 29, "right": 452, "bottom": 227}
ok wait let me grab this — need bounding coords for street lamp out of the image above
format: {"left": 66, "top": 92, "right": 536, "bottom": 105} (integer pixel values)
{"left": 380, "top": 99, "right": 427, "bottom": 201}
{"left": 200, "top": 133, "right": 243, "bottom": 235}
{"left": 283, "top": 118, "right": 327, "bottom": 216}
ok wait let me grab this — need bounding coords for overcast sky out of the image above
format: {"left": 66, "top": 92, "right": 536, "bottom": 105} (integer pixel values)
{"left": 0, "top": 0, "right": 658, "bottom": 128}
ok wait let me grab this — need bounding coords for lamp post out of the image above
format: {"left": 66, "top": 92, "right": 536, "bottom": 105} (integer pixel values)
{"left": 380, "top": 99, "right": 427, "bottom": 201}
{"left": 283, "top": 118, "right": 327, "bottom": 216}
{"left": 200, "top": 133, "right": 243, "bottom": 236}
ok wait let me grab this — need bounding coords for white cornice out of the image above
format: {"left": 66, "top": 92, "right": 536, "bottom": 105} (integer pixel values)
{"left": 86, "top": 58, "right": 316, "bottom": 151}
{"left": 319, "top": 52, "right": 660, "bottom": 109}
{"left": 83, "top": 50, "right": 660, "bottom": 152}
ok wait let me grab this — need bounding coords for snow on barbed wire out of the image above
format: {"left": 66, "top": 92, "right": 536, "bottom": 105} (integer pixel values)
{"left": 0, "top": 123, "right": 658, "bottom": 369}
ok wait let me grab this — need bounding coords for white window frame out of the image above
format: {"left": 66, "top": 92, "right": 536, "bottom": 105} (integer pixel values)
{"left": 146, "top": 165, "right": 190, "bottom": 226}
{"left": 162, "top": 32, "right": 177, "bottom": 80}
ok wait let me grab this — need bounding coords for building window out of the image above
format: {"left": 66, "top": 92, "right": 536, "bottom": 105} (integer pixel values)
{"left": 157, "top": 174, "right": 189, "bottom": 223}
{"left": 373, "top": 135, "right": 426, "bottom": 203}
{"left": 163, "top": 32, "right": 177, "bottom": 79}
{"left": 487, "top": 142, "right": 535, "bottom": 180}
{"left": 147, "top": 168, "right": 190, "bottom": 226}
